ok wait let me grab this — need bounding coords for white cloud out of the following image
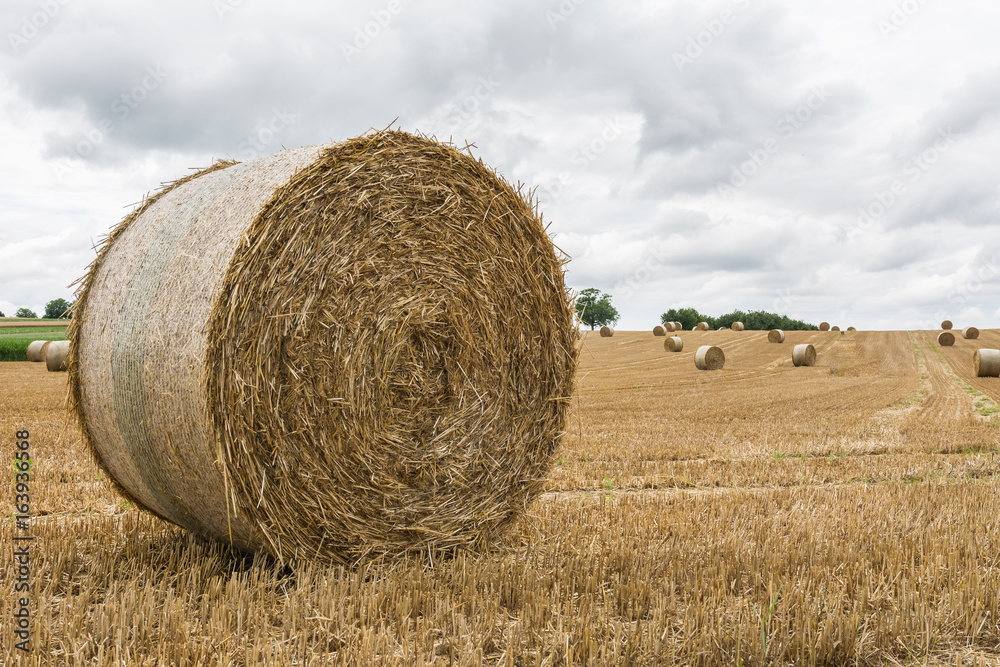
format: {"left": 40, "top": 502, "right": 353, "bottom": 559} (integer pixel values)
{"left": 0, "top": 0, "right": 998, "bottom": 331}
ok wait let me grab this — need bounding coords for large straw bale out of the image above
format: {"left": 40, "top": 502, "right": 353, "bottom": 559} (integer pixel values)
{"left": 792, "top": 344, "right": 816, "bottom": 367}
{"left": 847, "top": 327, "right": 856, "bottom": 332}
{"left": 26, "top": 340, "right": 51, "bottom": 362}
{"left": 937, "top": 331, "right": 955, "bottom": 347}
{"left": 768, "top": 329, "right": 785, "bottom": 343}
{"left": 975, "top": 349, "right": 1000, "bottom": 377}
{"left": 963, "top": 326, "right": 980, "bottom": 340}
{"left": 941, "top": 320, "right": 953, "bottom": 330}
{"left": 694, "top": 345, "right": 724, "bottom": 370}
{"left": 696, "top": 321, "right": 709, "bottom": 331}
{"left": 731, "top": 321, "right": 744, "bottom": 331}
{"left": 831, "top": 326, "right": 840, "bottom": 331}
{"left": 46, "top": 340, "right": 69, "bottom": 372}
{"left": 67, "top": 131, "right": 577, "bottom": 564}
{"left": 819, "top": 322, "right": 830, "bottom": 331}
{"left": 600, "top": 326, "right": 614, "bottom": 337}
{"left": 664, "top": 336, "right": 683, "bottom": 352}
{"left": 653, "top": 325, "right": 666, "bottom": 336}
{"left": 663, "top": 322, "right": 675, "bottom": 332}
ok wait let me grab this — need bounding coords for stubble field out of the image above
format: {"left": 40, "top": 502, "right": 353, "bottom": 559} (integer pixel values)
{"left": 2, "top": 328, "right": 1000, "bottom": 665}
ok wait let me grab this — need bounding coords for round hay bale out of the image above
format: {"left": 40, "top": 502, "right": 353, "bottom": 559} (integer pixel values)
{"left": 831, "top": 326, "right": 840, "bottom": 332}
{"left": 696, "top": 321, "right": 709, "bottom": 331}
{"left": 941, "top": 320, "right": 953, "bottom": 330}
{"left": 600, "top": 326, "right": 614, "bottom": 337}
{"left": 819, "top": 322, "right": 830, "bottom": 331}
{"left": 694, "top": 345, "right": 724, "bottom": 370}
{"left": 792, "top": 344, "right": 816, "bottom": 367}
{"left": 731, "top": 321, "right": 744, "bottom": 331}
{"left": 26, "top": 340, "right": 51, "bottom": 362}
{"left": 46, "top": 340, "right": 69, "bottom": 372}
{"left": 653, "top": 325, "right": 666, "bottom": 337}
{"left": 664, "top": 336, "right": 683, "bottom": 352}
{"left": 717, "top": 327, "right": 727, "bottom": 331}
{"left": 963, "top": 326, "right": 980, "bottom": 340}
{"left": 768, "top": 329, "right": 785, "bottom": 343}
{"left": 847, "top": 327, "right": 856, "bottom": 332}
{"left": 937, "top": 331, "right": 956, "bottom": 347}
{"left": 974, "top": 349, "right": 1000, "bottom": 377}
{"left": 67, "top": 131, "right": 578, "bottom": 565}
{"left": 673, "top": 321, "right": 683, "bottom": 331}
{"left": 663, "top": 322, "right": 675, "bottom": 332}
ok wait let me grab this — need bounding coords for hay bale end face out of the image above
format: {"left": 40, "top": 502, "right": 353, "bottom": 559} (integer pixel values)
{"left": 975, "top": 349, "right": 1000, "bottom": 377}
{"left": 26, "top": 340, "right": 51, "bottom": 362}
{"left": 963, "top": 326, "right": 980, "bottom": 340}
{"left": 792, "top": 344, "right": 817, "bottom": 367}
{"left": 768, "top": 329, "right": 785, "bottom": 343}
{"left": 819, "top": 322, "right": 830, "bottom": 331}
{"left": 694, "top": 345, "right": 725, "bottom": 370}
{"left": 600, "top": 326, "right": 614, "bottom": 337}
{"left": 653, "top": 325, "right": 666, "bottom": 337}
{"left": 831, "top": 326, "right": 840, "bottom": 332}
{"left": 731, "top": 321, "right": 744, "bottom": 331}
{"left": 937, "top": 331, "right": 956, "bottom": 347}
{"left": 847, "top": 327, "right": 856, "bottom": 332}
{"left": 941, "top": 320, "right": 953, "bottom": 330}
{"left": 46, "top": 340, "right": 69, "bottom": 372}
{"left": 664, "top": 336, "right": 683, "bottom": 352}
{"left": 67, "top": 131, "right": 578, "bottom": 565}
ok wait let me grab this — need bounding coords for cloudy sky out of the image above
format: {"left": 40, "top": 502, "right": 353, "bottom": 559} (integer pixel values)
{"left": 1, "top": 0, "right": 998, "bottom": 330}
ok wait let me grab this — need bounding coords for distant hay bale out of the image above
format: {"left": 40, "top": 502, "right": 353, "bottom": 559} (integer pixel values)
{"left": 663, "top": 322, "right": 675, "bottom": 332}
{"left": 46, "top": 340, "right": 70, "bottom": 372}
{"left": 66, "top": 130, "right": 578, "bottom": 565}
{"left": 694, "top": 345, "right": 725, "bottom": 370}
{"left": 941, "top": 320, "right": 953, "bottom": 330}
{"left": 831, "top": 326, "right": 840, "bottom": 331}
{"left": 792, "top": 344, "right": 817, "bottom": 367}
{"left": 664, "top": 336, "right": 683, "bottom": 352}
{"left": 974, "top": 349, "right": 1000, "bottom": 377}
{"left": 26, "top": 340, "right": 51, "bottom": 362}
{"left": 768, "top": 329, "right": 785, "bottom": 343}
{"left": 717, "top": 327, "right": 727, "bottom": 331}
{"left": 731, "top": 321, "right": 744, "bottom": 331}
{"left": 963, "top": 326, "right": 980, "bottom": 340}
{"left": 600, "top": 326, "right": 614, "bottom": 337}
{"left": 653, "top": 325, "right": 666, "bottom": 336}
{"left": 847, "top": 327, "right": 856, "bottom": 332}
{"left": 696, "top": 321, "right": 709, "bottom": 331}
{"left": 937, "top": 331, "right": 956, "bottom": 347}
{"left": 819, "top": 322, "right": 830, "bottom": 331}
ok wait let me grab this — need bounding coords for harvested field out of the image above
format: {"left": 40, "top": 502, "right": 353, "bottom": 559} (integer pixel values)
{"left": 3, "top": 329, "right": 1000, "bottom": 665}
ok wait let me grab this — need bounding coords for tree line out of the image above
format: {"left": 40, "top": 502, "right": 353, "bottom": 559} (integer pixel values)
{"left": 574, "top": 288, "right": 817, "bottom": 331}
{"left": 1, "top": 298, "right": 74, "bottom": 319}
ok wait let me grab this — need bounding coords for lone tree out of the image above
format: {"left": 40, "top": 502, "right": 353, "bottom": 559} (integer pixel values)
{"left": 44, "top": 298, "right": 73, "bottom": 320}
{"left": 574, "top": 288, "right": 620, "bottom": 330}
{"left": 15, "top": 307, "right": 37, "bottom": 318}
